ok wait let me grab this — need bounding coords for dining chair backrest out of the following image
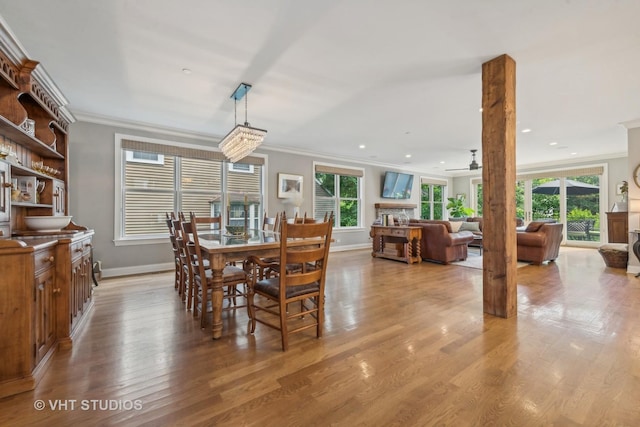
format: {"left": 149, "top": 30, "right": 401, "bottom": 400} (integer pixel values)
{"left": 278, "top": 220, "right": 333, "bottom": 293}
{"left": 263, "top": 212, "right": 281, "bottom": 233}
{"left": 191, "top": 213, "right": 223, "bottom": 232}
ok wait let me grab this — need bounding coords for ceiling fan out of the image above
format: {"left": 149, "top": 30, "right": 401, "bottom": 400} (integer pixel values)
{"left": 446, "top": 149, "right": 482, "bottom": 171}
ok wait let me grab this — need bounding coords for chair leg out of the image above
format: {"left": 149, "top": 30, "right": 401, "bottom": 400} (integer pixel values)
{"left": 200, "top": 288, "right": 208, "bottom": 329}
{"left": 186, "top": 270, "right": 193, "bottom": 311}
{"left": 174, "top": 261, "right": 180, "bottom": 291}
{"left": 248, "top": 289, "right": 257, "bottom": 333}
{"left": 280, "top": 300, "right": 288, "bottom": 351}
{"left": 317, "top": 295, "right": 324, "bottom": 338}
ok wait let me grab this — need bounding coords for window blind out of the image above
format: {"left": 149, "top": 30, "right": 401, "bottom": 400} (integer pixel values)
{"left": 121, "top": 139, "right": 265, "bottom": 165}
{"left": 315, "top": 164, "right": 364, "bottom": 177}
{"left": 420, "top": 177, "right": 448, "bottom": 186}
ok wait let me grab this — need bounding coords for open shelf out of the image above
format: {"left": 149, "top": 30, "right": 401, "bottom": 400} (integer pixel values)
{"left": 0, "top": 115, "right": 64, "bottom": 159}
{"left": 11, "top": 201, "right": 53, "bottom": 208}
{"left": 8, "top": 162, "right": 60, "bottom": 180}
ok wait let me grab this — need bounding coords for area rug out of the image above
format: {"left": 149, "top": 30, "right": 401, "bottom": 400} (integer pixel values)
{"left": 451, "top": 253, "right": 529, "bottom": 270}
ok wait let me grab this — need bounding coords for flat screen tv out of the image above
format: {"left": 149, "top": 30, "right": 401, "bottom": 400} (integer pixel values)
{"left": 381, "top": 171, "right": 414, "bottom": 199}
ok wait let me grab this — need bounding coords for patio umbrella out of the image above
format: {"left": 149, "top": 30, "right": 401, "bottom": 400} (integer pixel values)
{"left": 532, "top": 179, "right": 599, "bottom": 195}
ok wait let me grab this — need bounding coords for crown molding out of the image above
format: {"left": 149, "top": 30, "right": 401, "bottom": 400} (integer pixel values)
{"left": 620, "top": 118, "right": 640, "bottom": 129}
{"left": 74, "top": 109, "right": 627, "bottom": 177}
{"left": 73, "top": 110, "right": 219, "bottom": 142}
{"left": 0, "top": 15, "right": 27, "bottom": 65}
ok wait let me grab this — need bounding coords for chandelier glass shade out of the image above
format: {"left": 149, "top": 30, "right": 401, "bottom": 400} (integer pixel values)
{"left": 219, "top": 82, "right": 266, "bottom": 163}
{"left": 219, "top": 123, "right": 267, "bottom": 163}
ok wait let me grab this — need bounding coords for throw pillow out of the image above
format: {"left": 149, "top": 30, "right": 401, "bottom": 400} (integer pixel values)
{"left": 449, "top": 221, "right": 463, "bottom": 232}
{"left": 459, "top": 221, "right": 481, "bottom": 233}
{"left": 525, "top": 221, "right": 545, "bottom": 232}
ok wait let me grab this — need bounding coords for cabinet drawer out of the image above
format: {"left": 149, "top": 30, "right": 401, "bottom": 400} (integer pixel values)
{"left": 381, "top": 227, "right": 408, "bottom": 237}
{"left": 34, "top": 247, "right": 56, "bottom": 274}
{"left": 71, "top": 238, "right": 92, "bottom": 260}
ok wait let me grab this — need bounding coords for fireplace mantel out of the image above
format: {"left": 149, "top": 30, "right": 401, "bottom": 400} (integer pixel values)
{"left": 374, "top": 203, "right": 418, "bottom": 221}
{"left": 374, "top": 203, "right": 417, "bottom": 210}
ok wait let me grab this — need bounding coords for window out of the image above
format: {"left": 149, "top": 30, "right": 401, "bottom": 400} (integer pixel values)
{"left": 115, "top": 134, "right": 265, "bottom": 243}
{"left": 314, "top": 163, "right": 364, "bottom": 228}
{"left": 471, "top": 164, "right": 606, "bottom": 246}
{"left": 420, "top": 177, "right": 447, "bottom": 219}
{"left": 228, "top": 163, "right": 254, "bottom": 173}
{"left": 125, "top": 150, "right": 165, "bottom": 165}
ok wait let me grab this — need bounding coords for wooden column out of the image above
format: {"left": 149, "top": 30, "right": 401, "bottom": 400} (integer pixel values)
{"left": 481, "top": 54, "right": 517, "bottom": 318}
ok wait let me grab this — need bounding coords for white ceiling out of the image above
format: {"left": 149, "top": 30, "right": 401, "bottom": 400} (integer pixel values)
{"left": 0, "top": 1, "right": 637, "bottom": 173}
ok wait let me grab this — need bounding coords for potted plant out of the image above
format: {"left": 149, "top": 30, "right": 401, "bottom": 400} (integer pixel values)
{"left": 446, "top": 195, "right": 475, "bottom": 219}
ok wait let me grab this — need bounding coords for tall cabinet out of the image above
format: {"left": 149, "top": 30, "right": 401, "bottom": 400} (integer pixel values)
{"left": 0, "top": 31, "right": 95, "bottom": 398}
{"left": 606, "top": 211, "right": 628, "bottom": 243}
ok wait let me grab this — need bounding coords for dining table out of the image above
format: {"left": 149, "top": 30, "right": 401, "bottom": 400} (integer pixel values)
{"left": 196, "top": 228, "right": 325, "bottom": 339}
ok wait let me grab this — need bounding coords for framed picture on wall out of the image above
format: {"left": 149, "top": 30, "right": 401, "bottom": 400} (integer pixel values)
{"left": 278, "top": 173, "right": 303, "bottom": 198}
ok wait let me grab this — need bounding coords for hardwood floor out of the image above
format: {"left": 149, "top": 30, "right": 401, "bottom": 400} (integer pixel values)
{"left": 1, "top": 247, "right": 639, "bottom": 426}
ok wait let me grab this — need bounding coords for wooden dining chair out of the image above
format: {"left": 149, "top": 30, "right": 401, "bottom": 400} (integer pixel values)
{"left": 292, "top": 212, "right": 317, "bottom": 224}
{"left": 262, "top": 211, "right": 281, "bottom": 233}
{"left": 165, "top": 212, "right": 182, "bottom": 292}
{"left": 186, "top": 212, "right": 248, "bottom": 328}
{"left": 245, "top": 220, "right": 333, "bottom": 351}
{"left": 173, "top": 218, "right": 189, "bottom": 302}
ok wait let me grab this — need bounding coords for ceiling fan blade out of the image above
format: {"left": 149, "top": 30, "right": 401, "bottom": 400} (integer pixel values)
{"left": 445, "top": 167, "right": 471, "bottom": 171}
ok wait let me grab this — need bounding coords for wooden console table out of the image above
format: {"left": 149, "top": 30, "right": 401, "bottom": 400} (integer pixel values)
{"left": 370, "top": 225, "right": 422, "bottom": 264}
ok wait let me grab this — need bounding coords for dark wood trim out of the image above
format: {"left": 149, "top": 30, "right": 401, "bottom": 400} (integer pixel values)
{"left": 374, "top": 203, "right": 417, "bottom": 209}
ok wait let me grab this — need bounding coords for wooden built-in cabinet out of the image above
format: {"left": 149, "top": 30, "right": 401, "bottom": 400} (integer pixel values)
{"left": 0, "top": 232, "right": 94, "bottom": 398}
{"left": 606, "top": 211, "right": 629, "bottom": 243}
{"left": 0, "top": 30, "right": 94, "bottom": 398}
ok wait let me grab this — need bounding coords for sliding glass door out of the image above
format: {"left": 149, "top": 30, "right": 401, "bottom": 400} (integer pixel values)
{"left": 472, "top": 165, "right": 605, "bottom": 246}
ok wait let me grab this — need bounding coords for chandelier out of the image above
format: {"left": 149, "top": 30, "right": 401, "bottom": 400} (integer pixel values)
{"left": 219, "top": 82, "right": 267, "bottom": 163}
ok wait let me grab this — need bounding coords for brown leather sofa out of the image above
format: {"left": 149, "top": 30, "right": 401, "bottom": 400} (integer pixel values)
{"left": 516, "top": 221, "right": 564, "bottom": 265}
{"left": 408, "top": 219, "right": 474, "bottom": 264}
{"left": 462, "top": 217, "right": 524, "bottom": 234}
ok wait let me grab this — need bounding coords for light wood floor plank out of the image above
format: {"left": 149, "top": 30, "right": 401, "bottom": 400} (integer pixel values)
{"left": 1, "top": 247, "right": 639, "bottom": 426}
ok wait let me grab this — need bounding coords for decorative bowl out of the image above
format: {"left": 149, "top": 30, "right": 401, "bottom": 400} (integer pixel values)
{"left": 226, "top": 225, "right": 245, "bottom": 236}
{"left": 24, "top": 216, "right": 72, "bottom": 232}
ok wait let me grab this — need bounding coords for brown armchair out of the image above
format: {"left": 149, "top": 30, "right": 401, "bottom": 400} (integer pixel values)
{"left": 517, "top": 222, "right": 563, "bottom": 265}
{"left": 409, "top": 219, "right": 474, "bottom": 264}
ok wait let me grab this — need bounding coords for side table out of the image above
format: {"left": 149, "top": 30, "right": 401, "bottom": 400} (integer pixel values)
{"left": 370, "top": 225, "right": 422, "bottom": 264}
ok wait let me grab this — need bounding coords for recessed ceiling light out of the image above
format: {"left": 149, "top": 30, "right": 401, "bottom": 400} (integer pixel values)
{"left": 405, "top": 154, "right": 412, "bottom": 158}
{"left": 440, "top": 161, "right": 445, "bottom": 164}
{"left": 571, "top": 152, "right": 577, "bottom": 155}
{"left": 359, "top": 144, "right": 365, "bottom": 149}
{"left": 182, "top": 68, "right": 192, "bottom": 74}
{"left": 521, "top": 128, "right": 532, "bottom": 133}
{"left": 479, "top": 108, "right": 483, "bottom": 112}
{"left": 549, "top": 141, "right": 558, "bottom": 146}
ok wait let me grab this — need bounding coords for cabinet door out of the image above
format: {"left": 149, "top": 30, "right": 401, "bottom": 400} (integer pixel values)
{"left": 52, "top": 179, "right": 65, "bottom": 216}
{"left": 0, "top": 161, "right": 9, "bottom": 223}
{"left": 34, "top": 266, "right": 57, "bottom": 364}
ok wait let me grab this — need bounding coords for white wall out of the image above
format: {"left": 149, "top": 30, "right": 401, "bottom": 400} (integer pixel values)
{"left": 69, "top": 120, "right": 450, "bottom": 277}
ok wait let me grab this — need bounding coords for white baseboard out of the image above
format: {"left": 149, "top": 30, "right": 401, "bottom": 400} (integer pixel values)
{"left": 627, "top": 265, "right": 640, "bottom": 275}
{"left": 102, "top": 262, "right": 174, "bottom": 279}
{"left": 330, "top": 243, "right": 370, "bottom": 252}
